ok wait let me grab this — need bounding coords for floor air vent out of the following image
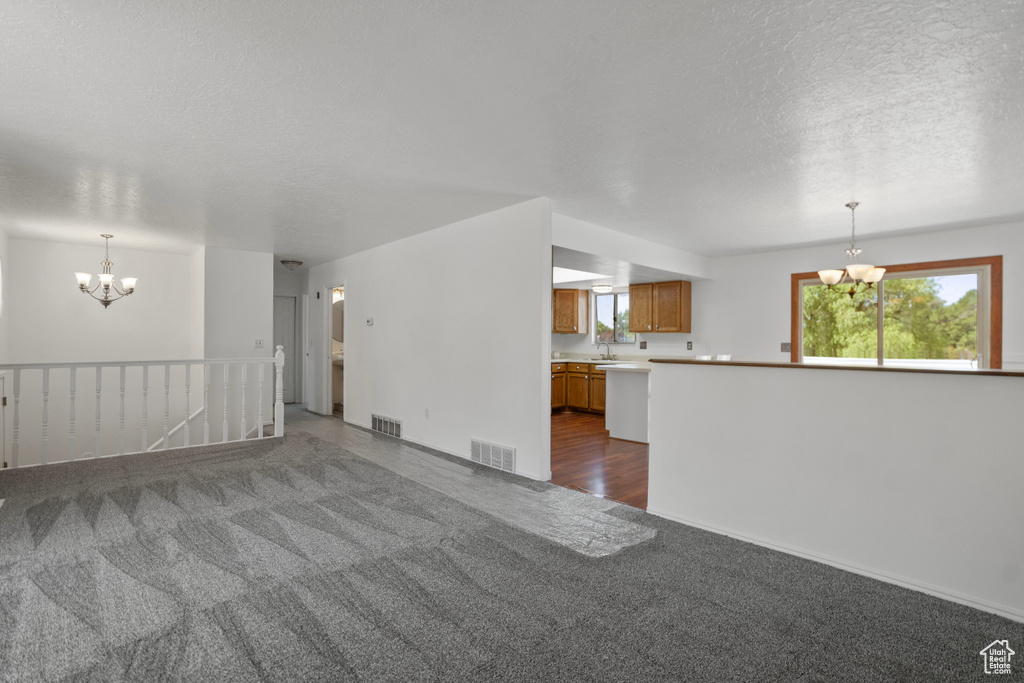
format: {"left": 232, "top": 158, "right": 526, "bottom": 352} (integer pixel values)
{"left": 371, "top": 414, "right": 403, "bottom": 438}
{"left": 470, "top": 439, "right": 516, "bottom": 473}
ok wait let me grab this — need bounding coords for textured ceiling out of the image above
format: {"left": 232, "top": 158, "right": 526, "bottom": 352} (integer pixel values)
{"left": 2, "top": 1, "right": 1023, "bottom": 264}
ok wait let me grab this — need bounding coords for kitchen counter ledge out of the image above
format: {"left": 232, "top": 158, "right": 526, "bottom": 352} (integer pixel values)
{"left": 648, "top": 358, "right": 1024, "bottom": 378}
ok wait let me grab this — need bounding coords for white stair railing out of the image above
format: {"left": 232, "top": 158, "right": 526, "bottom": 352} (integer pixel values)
{"left": 0, "top": 347, "right": 285, "bottom": 469}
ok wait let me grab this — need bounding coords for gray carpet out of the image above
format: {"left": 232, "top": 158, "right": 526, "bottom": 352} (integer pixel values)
{"left": 0, "top": 430, "right": 1019, "bottom": 682}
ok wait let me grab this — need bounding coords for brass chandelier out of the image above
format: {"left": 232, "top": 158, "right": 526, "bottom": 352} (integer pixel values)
{"left": 817, "top": 202, "right": 885, "bottom": 298}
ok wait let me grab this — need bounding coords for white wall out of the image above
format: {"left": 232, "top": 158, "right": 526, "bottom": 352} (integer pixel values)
{"left": 648, "top": 362, "right": 1024, "bottom": 622}
{"left": 703, "top": 220, "right": 1024, "bottom": 369}
{"left": 204, "top": 247, "right": 275, "bottom": 438}
{"left": 7, "top": 238, "right": 201, "bottom": 363}
{"left": 0, "top": 225, "right": 10, "bottom": 363}
{"left": 204, "top": 247, "right": 274, "bottom": 359}
{"left": 308, "top": 198, "right": 553, "bottom": 480}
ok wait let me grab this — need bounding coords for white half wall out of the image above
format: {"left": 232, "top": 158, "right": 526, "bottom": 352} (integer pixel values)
{"left": 7, "top": 238, "right": 201, "bottom": 363}
{"left": 703, "top": 220, "right": 1024, "bottom": 368}
{"left": 648, "top": 362, "right": 1024, "bottom": 621}
{"left": 308, "top": 198, "right": 553, "bottom": 480}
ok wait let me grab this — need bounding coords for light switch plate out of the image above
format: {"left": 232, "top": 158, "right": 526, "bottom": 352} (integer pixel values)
{"left": 639, "top": 341, "right": 647, "bottom": 349}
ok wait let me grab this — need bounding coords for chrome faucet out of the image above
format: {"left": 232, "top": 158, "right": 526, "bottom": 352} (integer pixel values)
{"left": 598, "top": 341, "right": 612, "bottom": 360}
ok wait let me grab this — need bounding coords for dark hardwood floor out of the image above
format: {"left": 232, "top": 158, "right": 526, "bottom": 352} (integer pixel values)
{"left": 550, "top": 410, "right": 649, "bottom": 510}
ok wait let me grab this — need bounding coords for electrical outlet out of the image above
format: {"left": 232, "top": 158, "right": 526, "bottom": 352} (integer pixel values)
{"left": 687, "top": 341, "right": 693, "bottom": 350}
{"left": 781, "top": 342, "right": 791, "bottom": 352}
{"left": 639, "top": 341, "right": 647, "bottom": 349}
{"left": 254, "top": 339, "right": 264, "bottom": 349}
{"left": 366, "top": 318, "right": 374, "bottom": 326}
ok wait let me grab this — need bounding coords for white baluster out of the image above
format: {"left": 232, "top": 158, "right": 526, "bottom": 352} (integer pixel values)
{"left": 258, "top": 363, "right": 265, "bottom": 438}
{"left": 222, "top": 364, "right": 229, "bottom": 442}
{"left": 141, "top": 366, "right": 149, "bottom": 452}
{"left": 163, "top": 364, "right": 170, "bottom": 450}
{"left": 240, "top": 362, "right": 248, "bottom": 440}
{"left": 94, "top": 367, "right": 102, "bottom": 458}
{"left": 12, "top": 369, "right": 19, "bottom": 468}
{"left": 41, "top": 368, "right": 50, "bottom": 465}
{"left": 69, "top": 367, "right": 77, "bottom": 461}
{"left": 203, "top": 363, "right": 210, "bottom": 445}
{"left": 118, "top": 365, "right": 126, "bottom": 455}
{"left": 274, "top": 345, "right": 285, "bottom": 437}
{"left": 184, "top": 363, "right": 191, "bottom": 447}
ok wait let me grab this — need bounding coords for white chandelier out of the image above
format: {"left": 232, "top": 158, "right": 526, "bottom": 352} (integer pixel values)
{"left": 817, "top": 202, "right": 885, "bottom": 298}
{"left": 75, "top": 234, "right": 138, "bottom": 308}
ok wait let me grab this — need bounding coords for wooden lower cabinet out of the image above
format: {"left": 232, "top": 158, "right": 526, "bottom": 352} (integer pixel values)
{"left": 551, "top": 370, "right": 566, "bottom": 409}
{"left": 589, "top": 375, "right": 606, "bottom": 412}
{"left": 559, "top": 363, "right": 605, "bottom": 414}
{"left": 567, "top": 372, "right": 590, "bottom": 409}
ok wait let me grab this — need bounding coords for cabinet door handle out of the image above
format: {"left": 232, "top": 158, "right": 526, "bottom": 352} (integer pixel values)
{"left": 656, "top": 324, "right": 659, "bottom": 331}
{"left": 648, "top": 324, "right": 652, "bottom": 330}
{"left": 585, "top": 375, "right": 588, "bottom": 379}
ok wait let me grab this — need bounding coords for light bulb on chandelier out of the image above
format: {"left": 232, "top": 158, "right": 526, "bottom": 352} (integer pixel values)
{"left": 74, "top": 234, "right": 138, "bottom": 308}
{"left": 817, "top": 202, "right": 885, "bottom": 298}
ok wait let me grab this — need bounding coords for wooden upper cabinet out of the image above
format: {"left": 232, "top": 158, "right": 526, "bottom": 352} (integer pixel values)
{"left": 628, "top": 284, "right": 653, "bottom": 333}
{"left": 629, "top": 280, "right": 691, "bottom": 333}
{"left": 653, "top": 280, "right": 691, "bottom": 333}
{"left": 553, "top": 289, "right": 589, "bottom": 334}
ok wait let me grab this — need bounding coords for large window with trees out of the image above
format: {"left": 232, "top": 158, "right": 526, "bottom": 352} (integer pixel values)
{"left": 595, "top": 292, "right": 634, "bottom": 343}
{"left": 792, "top": 256, "right": 1002, "bottom": 370}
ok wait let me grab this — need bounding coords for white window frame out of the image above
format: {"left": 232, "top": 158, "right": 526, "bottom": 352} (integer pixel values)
{"left": 593, "top": 291, "right": 635, "bottom": 344}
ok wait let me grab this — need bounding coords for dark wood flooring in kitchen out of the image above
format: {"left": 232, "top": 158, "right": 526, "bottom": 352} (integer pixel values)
{"left": 550, "top": 410, "right": 649, "bottom": 510}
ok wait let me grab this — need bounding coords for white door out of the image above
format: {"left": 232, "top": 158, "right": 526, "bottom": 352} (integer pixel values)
{"left": 273, "top": 296, "right": 297, "bottom": 404}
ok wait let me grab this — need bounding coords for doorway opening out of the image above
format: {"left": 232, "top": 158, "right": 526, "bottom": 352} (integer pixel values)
{"left": 328, "top": 286, "right": 345, "bottom": 418}
{"left": 273, "top": 296, "right": 298, "bottom": 404}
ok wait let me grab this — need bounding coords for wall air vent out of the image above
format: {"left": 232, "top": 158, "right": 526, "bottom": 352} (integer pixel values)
{"left": 470, "top": 439, "right": 516, "bottom": 473}
{"left": 371, "top": 414, "right": 402, "bottom": 439}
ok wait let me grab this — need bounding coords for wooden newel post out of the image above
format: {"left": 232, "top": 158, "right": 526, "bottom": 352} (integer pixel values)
{"left": 274, "top": 345, "right": 285, "bottom": 436}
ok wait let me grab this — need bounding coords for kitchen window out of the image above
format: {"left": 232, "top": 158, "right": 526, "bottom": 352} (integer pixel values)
{"left": 595, "top": 292, "right": 634, "bottom": 343}
{"left": 791, "top": 256, "right": 1002, "bottom": 369}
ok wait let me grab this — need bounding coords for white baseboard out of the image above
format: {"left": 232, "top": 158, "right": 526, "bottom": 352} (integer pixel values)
{"left": 646, "top": 505, "right": 1024, "bottom": 624}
